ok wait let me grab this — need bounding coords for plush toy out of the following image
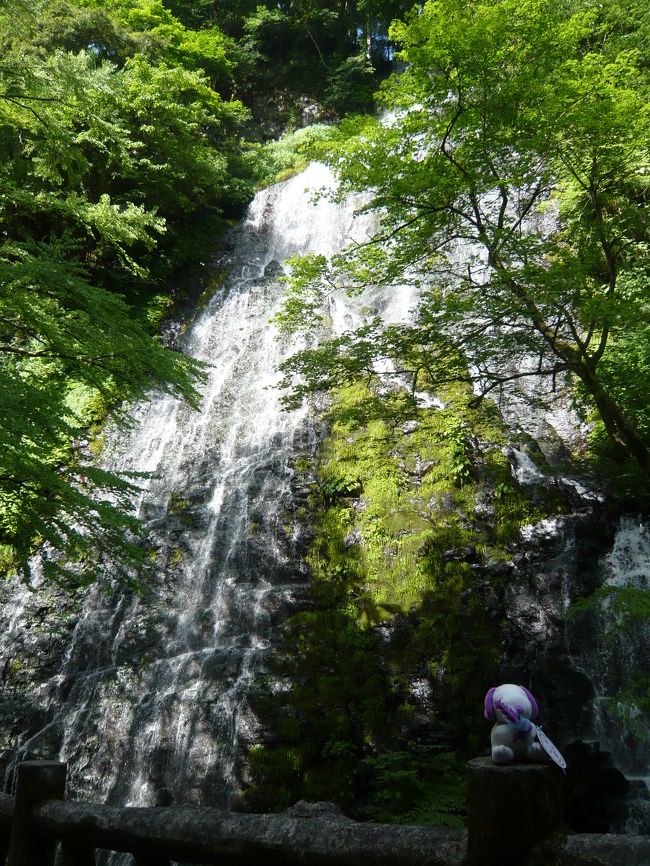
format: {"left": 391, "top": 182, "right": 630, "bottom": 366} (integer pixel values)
{"left": 484, "top": 683, "right": 547, "bottom": 765}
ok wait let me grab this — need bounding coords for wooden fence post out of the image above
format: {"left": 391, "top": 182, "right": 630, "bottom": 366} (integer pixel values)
{"left": 61, "top": 839, "right": 96, "bottom": 866}
{"left": 466, "top": 757, "right": 565, "bottom": 866}
{"left": 7, "top": 760, "right": 67, "bottom": 866}
{"left": 133, "top": 856, "right": 171, "bottom": 866}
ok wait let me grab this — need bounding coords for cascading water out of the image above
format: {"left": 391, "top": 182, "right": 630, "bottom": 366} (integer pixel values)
{"left": 568, "top": 516, "right": 650, "bottom": 832}
{"left": 0, "top": 164, "right": 415, "bottom": 824}
{"left": 592, "top": 518, "right": 649, "bottom": 773}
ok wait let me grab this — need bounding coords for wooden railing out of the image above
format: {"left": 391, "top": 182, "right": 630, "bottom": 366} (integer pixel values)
{"left": 0, "top": 761, "right": 465, "bottom": 866}
{"left": 2, "top": 759, "right": 648, "bottom": 866}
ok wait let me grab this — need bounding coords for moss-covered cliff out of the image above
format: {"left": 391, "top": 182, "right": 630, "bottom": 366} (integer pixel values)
{"left": 244, "top": 372, "right": 572, "bottom": 823}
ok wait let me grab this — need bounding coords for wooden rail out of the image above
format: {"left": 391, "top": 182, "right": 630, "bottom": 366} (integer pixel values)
{"left": 2, "top": 759, "right": 649, "bottom": 866}
{"left": 0, "top": 761, "right": 465, "bottom": 866}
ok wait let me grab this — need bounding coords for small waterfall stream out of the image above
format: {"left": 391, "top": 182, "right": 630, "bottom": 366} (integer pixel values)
{"left": 569, "top": 517, "right": 650, "bottom": 831}
{"left": 590, "top": 518, "right": 649, "bottom": 774}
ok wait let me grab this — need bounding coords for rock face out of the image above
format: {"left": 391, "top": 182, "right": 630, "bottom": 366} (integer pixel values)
{"left": 463, "top": 508, "right": 648, "bottom": 834}
{"left": 562, "top": 741, "right": 629, "bottom": 834}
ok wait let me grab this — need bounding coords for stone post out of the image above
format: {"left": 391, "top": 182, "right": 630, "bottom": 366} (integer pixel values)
{"left": 466, "top": 757, "right": 565, "bottom": 866}
{"left": 7, "top": 761, "right": 67, "bottom": 866}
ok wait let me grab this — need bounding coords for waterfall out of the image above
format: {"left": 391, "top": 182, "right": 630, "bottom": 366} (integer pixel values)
{"left": 0, "top": 164, "right": 415, "bottom": 820}
{"left": 0, "top": 165, "right": 325, "bottom": 803}
{"left": 589, "top": 518, "right": 649, "bottom": 778}
{"left": 569, "top": 517, "right": 650, "bottom": 831}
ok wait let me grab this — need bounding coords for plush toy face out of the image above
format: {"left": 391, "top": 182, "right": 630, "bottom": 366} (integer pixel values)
{"left": 484, "top": 683, "right": 539, "bottom": 724}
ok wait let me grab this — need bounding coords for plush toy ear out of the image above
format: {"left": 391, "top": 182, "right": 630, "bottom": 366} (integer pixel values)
{"left": 484, "top": 687, "right": 497, "bottom": 720}
{"left": 520, "top": 686, "right": 539, "bottom": 719}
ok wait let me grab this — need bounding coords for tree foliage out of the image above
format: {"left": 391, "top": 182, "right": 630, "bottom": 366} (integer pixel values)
{"left": 164, "top": 0, "right": 411, "bottom": 120}
{"left": 0, "top": 0, "right": 413, "bottom": 588}
{"left": 0, "top": 0, "right": 255, "bottom": 586}
{"left": 276, "top": 0, "right": 650, "bottom": 477}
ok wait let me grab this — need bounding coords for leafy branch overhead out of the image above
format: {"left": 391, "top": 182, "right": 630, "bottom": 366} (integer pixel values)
{"left": 277, "top": 0, "right": 650, "bottom": 478}
{"left": 0, "top": 0, "right": 254, "bottom": 587}
{"left": 0, "top": 0, "right": 427, "bottom": 589}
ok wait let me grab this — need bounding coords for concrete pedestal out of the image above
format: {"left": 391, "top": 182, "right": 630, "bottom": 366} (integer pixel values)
{"left": 466, "top": 757, "right": 565, "bottom": 866}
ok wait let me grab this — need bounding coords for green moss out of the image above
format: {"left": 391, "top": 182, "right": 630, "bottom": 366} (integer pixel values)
{"left": 7, "top": 655, "right": 25, "bottom": 678}
{"left": 274, "top": 165, "right": 308, "bottom": 183}
{"left": 87, "top": 423, "right": 107, "bottom": 457}
{"left": 168, "top": 490, "right": 189, "bottom": 515}
{"left": 294, "top": 457, "right": 312, "bottom": 473}
{"left": 246, "top": 375, "right": 564, "bottom": 822}
{"left": 196, "top": 266, "right": 230, "bottom": 315}
{"left": 139, "top": 650, "right": 156, "bottom": 670}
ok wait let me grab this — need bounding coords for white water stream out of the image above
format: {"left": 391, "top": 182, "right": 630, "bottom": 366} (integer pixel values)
{"left": 574, "top": 517, "right": 650, "bottom": 831}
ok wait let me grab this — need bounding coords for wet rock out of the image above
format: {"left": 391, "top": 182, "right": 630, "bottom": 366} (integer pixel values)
{"left": 562, "top": 741, "right": 629, "bottom": 833}
{"left": 200, "top": 650, "right": 245, "bottom": 684}
{"left": 343, "top": 529, "right": 363, "bottom": 548}
{"left": 263, "top": 259, "right": 284, "bottom": 279}
{"left": 626, "top": 779, "right": 650, "bottom": 835}
{"left": 551, "top": 834, "right": 650, "bottom": 866}
{"left": 442, "top": 546, "right": 477, "bottom": 563}
{"left": 440, "top": 492, "right": 455, "bottom": 511}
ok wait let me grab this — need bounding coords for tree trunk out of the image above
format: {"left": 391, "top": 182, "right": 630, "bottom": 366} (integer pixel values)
{"left": 497, "top": 263, "right": 650, "bottom": 476}
{"left": 577, "top": 363, "right": 650, "bottom": 475}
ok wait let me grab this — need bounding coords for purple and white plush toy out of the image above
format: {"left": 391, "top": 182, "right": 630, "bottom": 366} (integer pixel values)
{"left": 484, "top": 683, "right": 546, "bottom": 765}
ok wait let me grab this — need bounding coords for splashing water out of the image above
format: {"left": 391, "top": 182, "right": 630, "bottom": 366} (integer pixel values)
{"left": 604, "top": 518, "right": 650, "bottom": 592}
